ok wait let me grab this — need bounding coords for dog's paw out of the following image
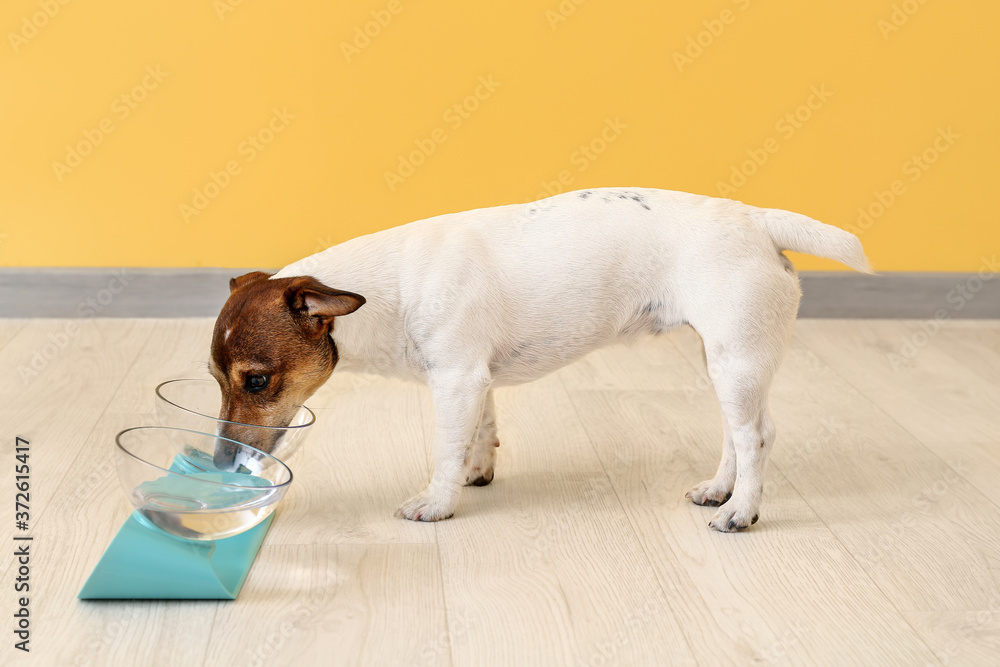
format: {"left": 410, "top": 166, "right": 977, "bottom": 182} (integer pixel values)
{"left": 462, "top": 437, "right": 498, "bottom": 486}
{"left": 394, "top": 489, "right": 457, "bottom": 522}
{"left": 707, "top": 501, "right": 760, "bottom": 533}
{"left": 685, "top": 479, "right": 733, "bottom": 507}
{"left": 464, "top": 467, "right": 494, "bottom": 487}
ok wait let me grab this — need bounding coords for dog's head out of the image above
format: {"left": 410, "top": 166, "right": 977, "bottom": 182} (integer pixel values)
{"left": 209, "top": 271, "right": 365, "bottom": 465}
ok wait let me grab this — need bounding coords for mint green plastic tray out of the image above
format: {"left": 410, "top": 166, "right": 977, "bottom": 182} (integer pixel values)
{"left": 77, "top": 512, "right": 272, "bottom": 600}
{"left": 79, "top": 452, "right": 276, "bottom": 600}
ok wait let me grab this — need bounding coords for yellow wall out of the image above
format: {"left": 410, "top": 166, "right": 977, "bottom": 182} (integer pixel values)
{"left": 1, "top": 1, "right": 996, "bottom": 271}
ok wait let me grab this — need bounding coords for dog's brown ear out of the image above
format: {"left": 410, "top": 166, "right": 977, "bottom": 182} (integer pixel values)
{"left": 229, "top": 271, "right": 274, "bottom": 294}
{"left": 284, "top": 276, "right": 365, "bottom": 336}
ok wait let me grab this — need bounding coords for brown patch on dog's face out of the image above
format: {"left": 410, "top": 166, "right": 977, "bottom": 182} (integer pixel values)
{"left": 209, "top": 272, "right": 365, "bottom": 460}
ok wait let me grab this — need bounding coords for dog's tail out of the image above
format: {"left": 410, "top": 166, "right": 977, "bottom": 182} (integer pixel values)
{"left": 749, "top": 207, "right": 873, "bottom": 274}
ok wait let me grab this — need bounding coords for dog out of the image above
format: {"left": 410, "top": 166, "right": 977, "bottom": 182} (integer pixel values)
{"left": 208, "top": 187, "right": 871, "bottom": 532}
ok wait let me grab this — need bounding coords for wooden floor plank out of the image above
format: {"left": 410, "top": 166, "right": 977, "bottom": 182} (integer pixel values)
{"left": 914, "top": 440, "right": 1000, "bottom": 512}
{"left": 0, "top": 318, "right": 27, "bottom": 351}
{"left": 4, "top": 318, "right": 999, "bottom": 665}
{"left": 266, "top": 373, "right": 437, "bottom": 546}
{"left": 205, "top": 544, "right": 449, "bottom": 667}
{"left": 764, "top": 325, "right": 1000, "bottom": 612}
{"left": 565, "top": 386, "right": 939, "bottom": 666}
{"left": 3, "top": 321, "right": 222, "bottom": 666}
{"left": 930, "top": 321, "right": 1000, "bottom": 387}
{"left": 435, "top": 374, "right": 699, "bottom": 667}
{"left": 902, "top": 609, "right": 1000, "bottom": 667}
{"left": 905, "top": 323, "right": 1000, "bottom": 510}
{"left": 669, "top": 323, "right": 1000, "bottom": 608}
{"left": 0, "top": 320, "right": 155, "bottom": 546}
{"left": 102, "top": 318, "right": 216, "bottom": 415}
{"left": 794, "top": 319, "right": 1000, "bottom": 444}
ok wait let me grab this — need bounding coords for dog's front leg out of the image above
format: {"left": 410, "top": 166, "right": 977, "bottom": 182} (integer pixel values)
{"left": 464, "top": 389, "right": 498, "bottom": 486}
{"left": 396, "top": 371, "right": 490, "bottom": 521}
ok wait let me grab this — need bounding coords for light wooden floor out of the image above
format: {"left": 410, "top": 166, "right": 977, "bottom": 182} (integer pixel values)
{"left": 2, "top": 318, "right": 999, "bottom": 666}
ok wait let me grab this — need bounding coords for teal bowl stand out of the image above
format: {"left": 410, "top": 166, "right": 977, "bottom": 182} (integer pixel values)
{"left": 78, "top": 512, "right": 273, "bottom": 600}
{"left": 79, "top": 451, "right": 277, "bottom": 600}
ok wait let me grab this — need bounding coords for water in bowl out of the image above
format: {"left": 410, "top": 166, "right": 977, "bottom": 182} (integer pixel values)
{"left": 132, "top": 470, "right": 280, "bottom": 541}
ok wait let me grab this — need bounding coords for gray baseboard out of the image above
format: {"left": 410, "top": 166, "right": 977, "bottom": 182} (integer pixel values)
{"left": 1, "top": 268, "right": 997, "bottom": 319}
{"left": 797, "top": 271, "right": 999, "bottom": 318}
{"left": 0, "top": 268, "right": 266, "bottom": 318}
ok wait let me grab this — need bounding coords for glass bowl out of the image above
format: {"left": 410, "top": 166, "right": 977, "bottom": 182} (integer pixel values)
{"left": 115, "top": 426, "right": 293, "bottom": 541}
{"left": 155, "top": 378, "right": 315, "bottom": 465}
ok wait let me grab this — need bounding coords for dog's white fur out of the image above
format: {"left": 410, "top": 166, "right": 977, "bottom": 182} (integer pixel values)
{"left": 273, "top": 187, "right": 871, "bottom": 531}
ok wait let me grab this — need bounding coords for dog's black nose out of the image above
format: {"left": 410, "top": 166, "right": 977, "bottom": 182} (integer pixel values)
{"left": 213, "top": 440, "right": 238, "bottom": 471}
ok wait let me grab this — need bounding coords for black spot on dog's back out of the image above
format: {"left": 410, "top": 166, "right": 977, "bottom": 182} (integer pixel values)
{"left": 630, "top": 193, "right": 651, "bottom": 210}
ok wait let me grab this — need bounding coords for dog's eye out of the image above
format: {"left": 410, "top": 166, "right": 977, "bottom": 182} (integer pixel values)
{"left": 245, "top": 374, "right": 269, "bottom": 393}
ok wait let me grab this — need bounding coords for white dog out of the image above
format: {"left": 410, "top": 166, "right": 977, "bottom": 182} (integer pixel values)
{"left": 210, "top": 187, "right": 871, "bottom": 532}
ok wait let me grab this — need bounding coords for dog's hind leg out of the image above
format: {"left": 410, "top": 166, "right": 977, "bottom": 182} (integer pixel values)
{"left": 696, "top": 330, "right": 783, "bottom": 532}
{"left": 464, "top": 389, "right": 498, "bottom": 486}
{"left": 687, "top": 270, "right": 798, "bottom": 531}
{"left": 706, "top": 368, "right": 777, "bottom": 533}
{"left": 686, "top": 332, "right": 738, "bottom": 506}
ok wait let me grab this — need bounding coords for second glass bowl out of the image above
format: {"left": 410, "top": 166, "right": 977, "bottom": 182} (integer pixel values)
{"left": 155, "top": 378, "right": 315, "bottom": 464}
